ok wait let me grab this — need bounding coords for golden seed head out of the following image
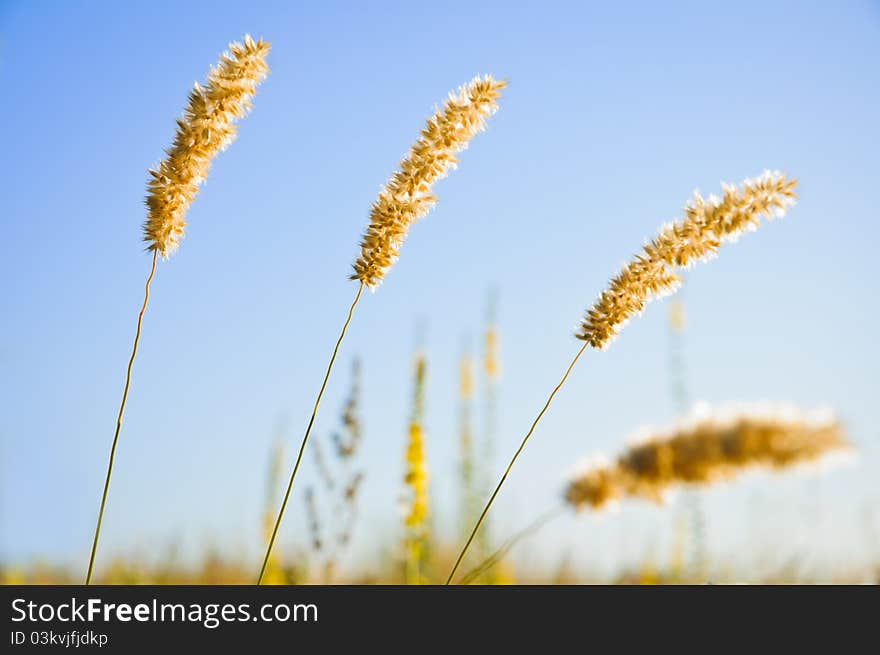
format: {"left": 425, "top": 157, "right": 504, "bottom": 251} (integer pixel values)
{"left": 565, "top": 402, "right": 850, "bottom": 511}
{"left": 564, "top": 457, "right": 623, "bottom": 510}
{"left": 577, "top": 171, "right": 798, "bottom": 348}
{"left": 143, "top": 35, "right": 271, "bottom": 258}
{"left": 351, "top": 75, "right": 506, "bottom": 288}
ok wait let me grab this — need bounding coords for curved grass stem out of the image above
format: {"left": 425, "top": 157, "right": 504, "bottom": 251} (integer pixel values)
{"left": 86, "top": 250, "right": 159, "bottom": 585}
{"left": 258, "top": 282, "right": 364, "bottom": 584}
{"left": 459, "top": 504, "right": 564, "bottom": 585}
{"left": 446, "top": 341, "right": 588, "bottom": 585}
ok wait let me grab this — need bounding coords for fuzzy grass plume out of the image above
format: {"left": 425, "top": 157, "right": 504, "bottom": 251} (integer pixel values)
{"left": 351, "top": 76, "right": 505, "bottom": 288}
{"left": 578, "top": 171, "right": 797, "bottom": 348}
{"left": 87, "top": 35, "right": 269, "bottom": 585}
{"left": 462, "top": 402, "right": 847, "bottom": 584}
{"left": 259, "top": 75, "right": 503, "bottom": 583}
{"left": 565, "top": 403, "right": 849, "bottom": 510}
{"left": 446, "top": 172, "right": 798, "bottom": 583}
{"left": 144, "top": 35, "right": 270, "bottom": 258}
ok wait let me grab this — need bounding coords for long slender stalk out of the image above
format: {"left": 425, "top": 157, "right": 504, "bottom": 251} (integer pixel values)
{"left": 459, "top": 504, "right": 564, "bottom": 585}
{"left": 86, "top": 250, "right": 159, "bottom": 584}
{"left": 446, "top": 341, "right": 589, "bottom": 584}
{"left": 258, "top": 282, "right": 364, "bottom": 584}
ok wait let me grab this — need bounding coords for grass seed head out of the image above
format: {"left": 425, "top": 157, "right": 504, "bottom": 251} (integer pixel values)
{"left": 577, "top": 172, "right": 797, "bottom": 348}
{"left": 351, "top": 76, "right": 505, "bottom": 288}
{"left": 564, "top": 457, "right": 623, "bottom": 510}
{"left": 143, "top": 35, "right": 271, "bottom": 258}
{"left": 565, "top": 402, "right": 849, "bottom": 510}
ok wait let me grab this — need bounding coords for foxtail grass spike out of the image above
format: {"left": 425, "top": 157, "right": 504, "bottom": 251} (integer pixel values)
{"left": 144, "top": 35, "right": 270, "bottom": 258}
{"left": 565, "top": 402, "right": 850, "bottom": 510}
{"left": 88, "top": 35, "right": 270, "bottom": 585}
{"left": 446, "top": 172, "right": 798, "bottom": 584}
{"left": 578, "top": 171, "right": 797, "bottom": 349}
{"left": 351, "top": 76, "right": 505, "bottom": 288}
{"left": 259, "top": 75, "right": 503, "bottom": 583}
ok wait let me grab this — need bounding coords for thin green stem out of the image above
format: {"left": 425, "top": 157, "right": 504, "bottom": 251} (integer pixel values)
{"left": 459, "top": 504, "right": 564, "bottom": 585}
{"left": 258, "top": 282, "right": 364, "bottom": 584}
{"left": 446, "top": 341, "right": 589, "bottom": 585}
{"left": 86, "top": 250, "right": 159, "bottom": 585}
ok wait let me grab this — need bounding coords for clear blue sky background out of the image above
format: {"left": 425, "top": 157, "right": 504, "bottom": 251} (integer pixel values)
{"left": 1, "top": 0, "right": 878, "bottom": 579}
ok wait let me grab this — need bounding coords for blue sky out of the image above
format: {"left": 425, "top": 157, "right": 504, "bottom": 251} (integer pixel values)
{"left": 1, "top": 0, "right": 878, "bottom": 579}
